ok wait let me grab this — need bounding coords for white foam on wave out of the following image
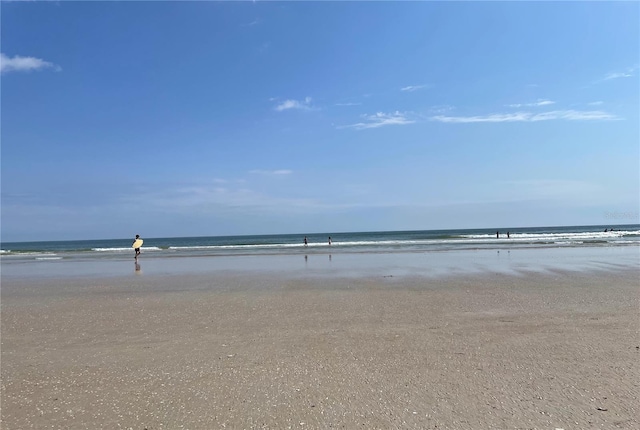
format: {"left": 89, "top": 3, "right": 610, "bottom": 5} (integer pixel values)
{"left": 167, "top": 234, "right": 640, "bottom": 251}
{"left": 169, "top": 243, "right": 301, "bottom": 250}
{"left": 461, "top": 230, "right": 640, "bottom": 242}
{"left": 168, "top": 240, "right": 425, "bottom": 250}
{"left": 35, "top": 257, "right": 63, "bottom": 260}
{"left": 4, "top": 252, "right": 58, "bottom": 256}
{"left": 92, "top": 247, "right": 162, "bottom": 252}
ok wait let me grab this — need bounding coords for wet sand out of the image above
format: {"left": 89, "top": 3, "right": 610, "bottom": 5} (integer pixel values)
{"left": 1, "top": 262, "right": 639, "bottom": 429}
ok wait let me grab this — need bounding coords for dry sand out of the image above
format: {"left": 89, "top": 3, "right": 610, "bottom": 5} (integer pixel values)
{"left": 1, "top": 268, "right": 639, "bottom": 429}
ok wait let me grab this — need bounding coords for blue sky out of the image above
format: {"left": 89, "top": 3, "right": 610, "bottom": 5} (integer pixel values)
{"left": 2, "top": 1, "right": 638, "bottom": 241}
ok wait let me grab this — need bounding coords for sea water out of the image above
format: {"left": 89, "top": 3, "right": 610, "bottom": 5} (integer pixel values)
{"left": 1, "top": 225, "right": 638, "bottom": 262}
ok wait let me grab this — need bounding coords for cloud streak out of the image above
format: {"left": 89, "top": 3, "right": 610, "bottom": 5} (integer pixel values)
{"left": 249, "top": 169, "right": 293, "bottom": 175}
{"left": 431, "top": 110, "right": 619, "bottom": 123}
{"left": 507, "top": 99, "right": 555, "bottom": 108}
{"left": 340, "top": 111, "right": 415, "bottom": 130}
{"left": 593, "top": 66, "right": 637, "bottom": 83}
{"left": 0, "top": 53, "right": 61, "bottom": 74}
{"left": 400, "top": 84, "right": 429, "bottom": 92}
{"left": 603, "top": 68, "right": 635, "bottom": 81}
{"left": 274, "top": 97, "right": 313, "bottom": 111}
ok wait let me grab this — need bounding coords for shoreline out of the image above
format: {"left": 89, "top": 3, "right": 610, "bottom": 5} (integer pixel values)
{"left": 1, "top": 244, "right": 638, "bottom": 281}
{"left": 3, "top": 225, "right": 638, "bottom": 264}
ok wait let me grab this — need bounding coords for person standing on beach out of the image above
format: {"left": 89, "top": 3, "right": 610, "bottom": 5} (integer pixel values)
{"left": 304, "top": 236, "right": 308, "bottom": 247}
{"left": 328, "top": 236, "right": 332, "bottom": 246}
{"left": 133, "top": 234, "right": 142, "bottom": 260}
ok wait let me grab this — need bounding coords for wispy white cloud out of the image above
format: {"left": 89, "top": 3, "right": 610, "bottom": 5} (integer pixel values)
{"left": 588, "top": 101, "right": 604, "bottom": 106}
{"left": 603, "top": 67, "right": 636, "bottom": 81}
{"left": 604, "top": 71, "right": 633, "bottom": 80}
{"left": 400, "top": 84, "right": 429, "bottom": 92}
{"left": 593, "top": 66, "right": 637, "bottom": 83}
{"left": 428, "top": 105, "right": 455, "bottom": 114}
{"left": 340, "top": 111, "right": 415, "bottom": 130}
{"left": 335, "top": 102, "right": 362, "bottom": 107}
{"left": 507, "top": 99, "right": 555, "bottom": 108}
{"left": 274, "top": 97, "right": 313, "bottom": 111}
{"left": 0, "top": 53, "right": 61, "bottom": 74}
{"left": 432, "top": 112, "right": 528, "bottom": 123}
{"left": 250, "top": 169, "right": 293, "bottom": 176}
{"left": 431, "top": 110, "right": 619, "bottom": 123}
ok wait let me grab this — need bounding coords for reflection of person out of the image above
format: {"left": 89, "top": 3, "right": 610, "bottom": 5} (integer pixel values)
{"left": 304, "top": 236, "right": 308, "bottom": 247}
{"left": 135, "top": 262, "right": 142, "bottom": 273}
{"left": 133, "top": 234, "right": 142, "bottom": 260}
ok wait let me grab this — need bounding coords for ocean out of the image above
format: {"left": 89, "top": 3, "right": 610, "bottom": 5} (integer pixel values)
{"left": 1, "top": 224, "right": 638, "bottom": 262}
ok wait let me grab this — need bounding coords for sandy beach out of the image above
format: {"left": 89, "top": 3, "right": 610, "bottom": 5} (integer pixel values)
{"left": 1, "top": 251, "right": 639, "bottom": 429}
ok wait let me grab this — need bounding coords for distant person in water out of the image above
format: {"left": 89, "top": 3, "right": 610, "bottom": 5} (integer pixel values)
{"left": 496, "top": 231, "right": 499, "bottom": 238}
{"left": 328, "top": 236, "right": 332, "bottom": 246}
{"left": 133, "top": 234, "right": 142, "bottom": 260}
{"left": 304, "top": 236, "right": 308, "bottom": 247}
{"left": 507, "top": 231, "right": 510, "bottom": 239}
